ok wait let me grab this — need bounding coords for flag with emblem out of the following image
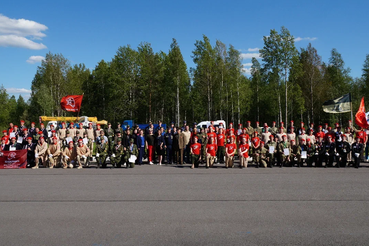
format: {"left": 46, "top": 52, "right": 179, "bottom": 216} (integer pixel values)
{"left": 355, "top": 97, "right": 369, "bottom": 129}
{"left": 60, "top": 95, "right": 83, "bottom": 112}
{"left": 322, "top": 93, "right": 351, "bottom": 113}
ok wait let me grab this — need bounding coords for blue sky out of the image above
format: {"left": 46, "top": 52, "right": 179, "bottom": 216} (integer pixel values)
{"left": 0, "top": 0, "right": 368, "bottom": 101}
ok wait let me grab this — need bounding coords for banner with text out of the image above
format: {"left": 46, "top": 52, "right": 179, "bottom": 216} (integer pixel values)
{"left": 0, "top": 150, "right": 27, "bottom": 169}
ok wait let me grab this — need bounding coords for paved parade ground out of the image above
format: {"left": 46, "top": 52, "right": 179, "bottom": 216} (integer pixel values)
{"left": 1, "top": 162, "right": 369, "bottom": 245}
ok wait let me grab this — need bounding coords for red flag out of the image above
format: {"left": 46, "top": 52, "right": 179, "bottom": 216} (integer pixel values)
{"left": 355, "top": 97, "right": 369, "bottom": 129}
{"left": 60, "top": 95, "right": 83, "bottom": 112}
{"left": 0, "top": 150, "right": 27, "bottom": 169}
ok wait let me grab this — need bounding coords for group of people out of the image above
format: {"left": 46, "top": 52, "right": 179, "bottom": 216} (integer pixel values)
{"left": 0, "top": 119, "right": 367, "bottom": 169}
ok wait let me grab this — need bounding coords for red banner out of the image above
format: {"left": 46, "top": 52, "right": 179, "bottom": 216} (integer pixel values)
{"left": 60, "top": 95, "right": 83, "bottom": 112}
{"left": 0, "top": 150, "right": 27, "bottom": 169}
{"left": 355, "top": 97, "right": 369, "bottom": 129}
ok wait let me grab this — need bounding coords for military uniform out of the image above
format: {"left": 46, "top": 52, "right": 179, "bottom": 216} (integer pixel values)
{"left": 266, "top": 141, "right": 277, "bottom": 167}
{"left": 270, "top": 126, "right": 278, "bottom": 135}
{"left": 96, "top": 142, "right": 109, "bottom": 168}
{"left": 33, "top": 141, "right": 48, "bottom": 169}
{"left": 76, "top": 143, "right": 90, "bottom": 168}
{"left": 324, "top": 142, "right": 336, "bottom": 168}
{"left": 198, "top": 132, "right": 208, "bottom": 162}
{"left": 62, "top": 145, "right": 77, "bottom": 168}
{"left": 290, "top": 144, "right": 302, "bottom": 167}
{"left": 126, "top": 140, "right": 138, "bottom": 168}
{"left": 317, "top": 141, "right": 326, "bottom": 167}
{"left": 337, "top": 140, "right": 350, "bottom": 167}
{"left": 352, "top": 142, "right": 364, "bottom": 168}
{"left": 277, "top": 141, "right": 290, "bottom": 167}
{"left": 106, "top": 126, "right": 115, "bottom": 148}
{"left": 306, "top": 143, "right": 317, "bottom": 167}
{"left": 255, "top": 126, "right": 263, "bottom": 137}
{"left": 110, "top": 143, "right": 124, "bottom": 168}
{"left": 68, "top": 127, "right": 76, "bottom": 139}
{"left": 86, "top": 127, "right": 95, "bottom": 153}
{"left": 255, "top": 146, "right": 268, "bottom": 168}
{"left": 246, "top": 126, "right": 254, "bottom": 138}
{"left": 58, "top": 128, "right": 67, "bottom": 142}
{"left": 47, "top": 142, "right": 61, "bottom": 168}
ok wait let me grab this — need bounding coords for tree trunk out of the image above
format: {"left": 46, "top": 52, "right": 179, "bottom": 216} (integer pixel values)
{"left": 257, "top": 78, "right": 259, "bottom": 122}
{"left": 285, "top": 68, "right": 288, "bottom": 124}
{"left": 220, "top": 69, "right": 224, "bottom": 119}
{"left": 177, "top": 76, "right": 180, "bottom": 125}
{"left": 237, "top": 73, "right": 240, "bottom": 124}
{"left": 207, "top": 74, "right": 211, "bottom": 121}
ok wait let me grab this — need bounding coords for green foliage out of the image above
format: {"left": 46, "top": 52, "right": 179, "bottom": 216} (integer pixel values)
{"left": 1, "top": 30, "right": 368, "bottom": 131}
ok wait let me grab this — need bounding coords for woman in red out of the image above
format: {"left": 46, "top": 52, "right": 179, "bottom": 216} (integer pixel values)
{"left": 238, "top": 137, "right": 249, "bottom": 168}
{"left": 251, "top": 131, "right": 260, "bottom": 165}
{"left": 216, "top": 128, "right": 226, "bottom": 164}
{"left": 145, "top": 129, "right": 155, "bottom": 164}
{"left": 225, "top": 137, "right": 236, "bottom": 168}
{"left": 190, "top": 136, "right": 202, "bottom": 169}
{"left": 206, "top": 137, "right": 217, "bottom": 169}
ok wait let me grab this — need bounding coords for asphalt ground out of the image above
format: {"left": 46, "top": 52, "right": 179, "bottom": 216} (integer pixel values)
{"left": 1, "top": 160, "right": 369, "bottom": 245}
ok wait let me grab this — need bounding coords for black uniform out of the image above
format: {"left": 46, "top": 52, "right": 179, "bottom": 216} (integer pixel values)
{"left": 23, "top": 142, "right": 36, "bottom": 167}
{"left": 324, "top": 142, "right": 336, "bottom": 167}
{"left": 337, "top": 141, "right": 350, "bottom": 167}
{"left": 317, "top": 142, "right": 325, "bottom": 167}
{"left": 5, "top": 143, "right": 22, "bottom": 151}
{"left": 352, "top": 142, "right": 364, "bottom": 168}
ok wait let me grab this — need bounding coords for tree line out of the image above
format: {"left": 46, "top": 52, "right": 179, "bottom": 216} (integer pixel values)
{"left": 1, "top": 26, "right": 369, "bottom": 130}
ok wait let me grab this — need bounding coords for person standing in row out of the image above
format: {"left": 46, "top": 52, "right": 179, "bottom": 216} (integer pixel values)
{"left": 164, "top": 128, "right": 173, "bottom": 164}
{"left": 173, "top": 128, "right": 185, "bottom": 165}
{"left": 137, "top": 130, "right": 145, "bottom": 165}
{"left": 146, "top": 129, "right": 155, "bottom": 165}
{"left": 182, "top": 125, "right": 191, "bottom": 164}
{"left": 216, "top": 128, "right": 226, "bottom": 164}
{"left": 156, "top": 129, "right": 165, "bottom": 165}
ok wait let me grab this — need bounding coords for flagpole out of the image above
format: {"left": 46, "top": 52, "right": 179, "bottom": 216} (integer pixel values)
{"left": 350, "top": 101, "right": 353, "bottom": 123}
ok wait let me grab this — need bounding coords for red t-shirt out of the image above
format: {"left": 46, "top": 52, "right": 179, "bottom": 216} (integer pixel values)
{"left": 237, "top": 133, "right": 249, "bottom": 143}
{"left": 191, "top": 143, "right": 201, "bottom": 155}
{"left": 226, "top": 128, "right": 235, "bottom": 136}
{"left": 251, "top": 137, "right": 260, "bottom": 148}
{"left": 357, "top": 131, "right": 367, "bottom": 144}
{"left": 207, "top": 132, "right": 217, "bottom": 143}
{"left": 239, "top": 143, "right": 249, "bottom": 158}
{"left": 206, "top": 144, "right": 217, "bottom": 156}
{"left": 217, "top": 134, "right": 225, "bottom": 147}
{"left": 226, "top": 143, "right": 236, "bottom": 155}
{"left": 315, "top": 131, "right": 325, "bottom": 140}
